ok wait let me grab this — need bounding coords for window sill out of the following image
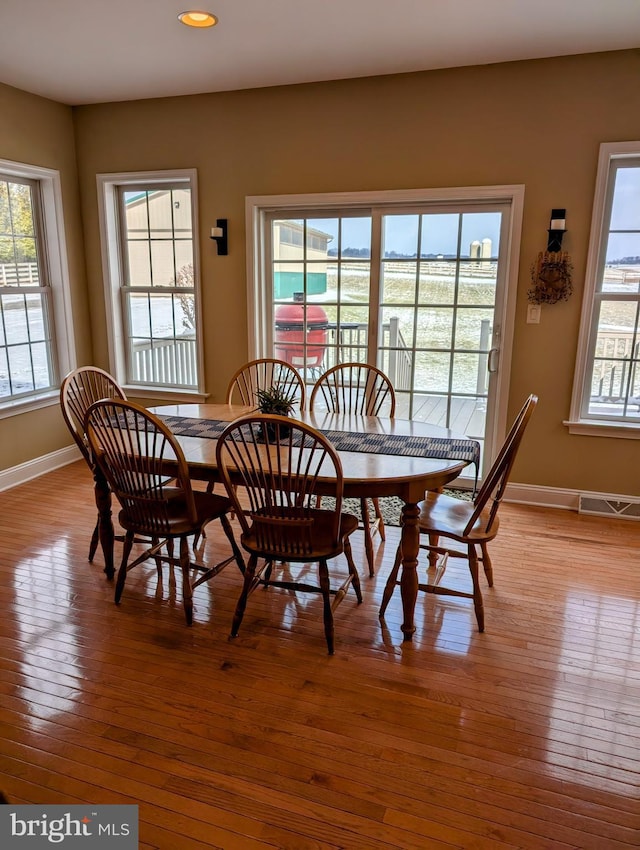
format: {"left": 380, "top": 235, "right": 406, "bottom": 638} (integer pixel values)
{"left": 122, "top": 386, "right": 210, "bottom": 404}
{"left": 0, "top": 391, "right": 60, "bottom": 421}
{"left": 563, "top": 419, "right": 640, "bottom": 439}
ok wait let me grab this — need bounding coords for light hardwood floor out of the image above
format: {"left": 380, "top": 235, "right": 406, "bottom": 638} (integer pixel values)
{"left": 0, "top": 461, "right": 638, "bottom": 849}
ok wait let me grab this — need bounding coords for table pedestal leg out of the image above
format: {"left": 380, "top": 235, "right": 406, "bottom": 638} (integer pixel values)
{"left": 399, "top": 502, "right": 420, "bottom": 641}
{"left": 94, "top": 469, "right": 115, "bottom": 580}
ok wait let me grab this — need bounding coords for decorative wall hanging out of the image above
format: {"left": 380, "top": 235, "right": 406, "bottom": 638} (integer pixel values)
{"left": 528, "top": 208, "right": 573, "bottom": 305}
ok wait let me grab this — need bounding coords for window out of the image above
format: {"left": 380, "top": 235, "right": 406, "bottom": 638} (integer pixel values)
{"left": 0, "top": 159, "right": 74, "bottom": 416}
{"left": 569, "top": 142, "right": 640, "bottom": 435}
{"left": 97, "top": 170, "right": 204, "bottom": 396}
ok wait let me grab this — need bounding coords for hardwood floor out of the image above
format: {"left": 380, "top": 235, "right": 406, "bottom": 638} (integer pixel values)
{"left": 0, "top": 461, "right": 638, "bottom": 849}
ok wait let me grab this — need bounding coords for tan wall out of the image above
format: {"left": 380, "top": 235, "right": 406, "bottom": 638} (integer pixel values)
{"left": 3, "top": 50, "right": 640, "bottom": 496}
{"left": 73, "top": 49, "right": 640, "bottom": 496}
{"left": 0, "top": 83, "right": 90, "bottom": 470}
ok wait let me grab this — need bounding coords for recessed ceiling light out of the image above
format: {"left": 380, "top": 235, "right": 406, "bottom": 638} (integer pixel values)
{"left": 178, "top": 11, "right": 218, "bottom": 28}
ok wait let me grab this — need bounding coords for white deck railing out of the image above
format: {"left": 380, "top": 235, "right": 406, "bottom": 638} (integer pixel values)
{"left": 130, "top": 337, "right": 197, "bottom": 387}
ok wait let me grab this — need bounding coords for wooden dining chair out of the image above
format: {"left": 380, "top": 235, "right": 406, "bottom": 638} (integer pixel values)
{"left": 85, "top": 398, "right": 244, "bottom": 625}
{"left": 226, "top": 357, "right": 306, "bottom": 410}
{"left": 216, "top": 413, "right": 363, "bottom": 654}
{"left": 309, "top": 362, "right": 396, "bottom": 577}
{"left": 60, "top": 366, "right": 127, "bottom": 565}
{"left": 379, "top": 394, "right": 538, "bottom": 632}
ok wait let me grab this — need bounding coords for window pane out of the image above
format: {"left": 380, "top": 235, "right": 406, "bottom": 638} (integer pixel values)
{"left": 273, "top": 219, "right": 304, "bottom": 261}
{"left": 588, "top": 299, "right": 640, "bottom": 416}
{"left": 148, "top": 190, "right": 173, "bottom": 240}
{"left": 381, "top": 262, "right": 417, "bottom": 303}
{"left": 128, "top": 293, "right": 151, "bottom": 337}
{"left": 610, "top": 166, "right": 640, "bottom": 231}
{"left": 601, "top": 265, "right": 640, "bottom": 294}
{"left": 419, "top": 260, "right": 456, "bottom": 304}
{"left": 174, "top": 241, "right": 193, "bottom": 273}
{"left": 31, "top": 341, "right": 51, "bottom": 389}
{"left": 460, "top": 212, "right": 501, "bottom": 259}
{"left": 413, "top": 351, "right": 450, "bottom": 392}
{"left": 415, "top": 307, "right": 453, "bottom": 349}
{"left": 383, "top": 215, "right": 419, "bottom": 258}
{"left": 123, "top": 191, "right": 149, "bottom": 234}
{"left": 150, "top": 240, "right": 175, "bottom": 287}
{"left": 605, "top": 232, "right": 640, "bottom": 266}
{"left": 26, "top": 294, "right": 46, "bottom": 341}
{"left": 458, "top": 260, "right": 497, "bottom": 306}
{"left": 381, "top": 305, "right": 416, "bottom": 349}
{"left": 337, "top": 262, "right": 370, "bottom": 303}
{"left": 306, "top": 218, "right": 336, "bottom": 257}
{"left": 421, "top": 214, "right": 459, "bottom": 257}
{"left": 3, "top": 292, "right": 28, "bottom": 344}
{"left": 172, "top": 188, "right": 192, "bottom": 232}
{"left": 452, "top": 352, "right": 483, "bottom": 394}
{"left": 340, "top": 217, "right": 370, "bottom": 259}
{"left": 9, "top": 182, "right": 35, "bottom": 236}
{"left": 455, "top": 307, "right": 494, "bottom": 349}
{"left": 7, "top": 343, "right": 35, "bottom": 393}
{"left": 127, "top": 241, "right": 151, "bottom": 287}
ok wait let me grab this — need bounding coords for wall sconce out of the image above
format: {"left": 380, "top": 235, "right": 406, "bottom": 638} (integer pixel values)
{"left": 210, "top": 219, "right": 228, "bottom": 255}
{"left": 546, "top": 208, "right": 566, "bottom": 252}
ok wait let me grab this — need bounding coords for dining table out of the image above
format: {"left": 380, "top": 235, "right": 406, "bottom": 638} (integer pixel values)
{"left": 168, "top": 403, "right": 479, "bottom": 639}
{"left": 94, "top": 402, "right": 480, "bottom": 641}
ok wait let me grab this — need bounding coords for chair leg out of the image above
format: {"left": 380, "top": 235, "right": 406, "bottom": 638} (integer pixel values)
{"left": 342, "top": 537, "right": 363, "bottom": 603}
{"left": 180, "top": 536, "right": 193, "bottom": 625}
{"left": 114, "top": 530, "right": 134, "bottom": 604}
{"left": 360, "top": 498, "right": 376, "bottom": 577}
{"left": 219, "top": 513, "right": 245, "bottom": 574}
{"left": 379, "top": 544, "right": 402, "bottom": 617}
{"left": 88, "top": 515, "right": 100, "bottom": 562}
{"left": 318, "top": 559, "right": 335, "bottom": 655}
{"left": 230, "top": 553, "right": 258, "bottom": 638}
{"left": 372, "top": 497, "right": 385, "bottom": 540}
{"left": 152, "top": 536, "right": 163, "bottom": 578}
{"left": 467, "top": 544, "right": 485, "bottom": 632}
{"left": 428, "top": 533, "right": 440, "bottom": 567}
{"left": 480, "top": 542, "right": 493, "bottom": 586}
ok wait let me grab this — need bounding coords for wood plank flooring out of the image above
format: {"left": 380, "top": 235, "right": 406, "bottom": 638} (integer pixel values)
{"left": 0, "top": 461, "right": 638, "bottom": 849}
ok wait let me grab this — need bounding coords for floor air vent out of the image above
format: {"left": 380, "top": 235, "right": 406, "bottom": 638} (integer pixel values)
{"left": 578, "top": 495, "right": 640, "bottom": 521}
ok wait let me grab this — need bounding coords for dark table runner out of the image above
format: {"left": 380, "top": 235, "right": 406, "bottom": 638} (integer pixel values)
{"left": 160, "top": 414, "right": 480, "bottom": 480}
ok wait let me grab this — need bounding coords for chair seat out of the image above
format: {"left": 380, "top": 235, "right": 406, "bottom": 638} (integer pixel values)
{"left": 418, "top": 491, "right": 500, "bottom": 543}
{"left": 241, "top": 508, "right": 358, "bottom": 561}
{"left": 118, "top": 488, "right": 234, "bottom": 538}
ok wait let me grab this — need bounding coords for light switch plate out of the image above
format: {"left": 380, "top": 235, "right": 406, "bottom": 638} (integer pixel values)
{"left": 527, "top": 304, "right": 541, "bottom": 323}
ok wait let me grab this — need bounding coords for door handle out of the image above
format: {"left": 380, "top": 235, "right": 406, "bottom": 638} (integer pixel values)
{"left": 488, "top": 348, "right": 499, "bottom": 373}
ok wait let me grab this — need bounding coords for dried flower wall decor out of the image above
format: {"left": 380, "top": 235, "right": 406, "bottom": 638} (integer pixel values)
{"left": 528, "top": 251, "right": 573, "bottom": 305}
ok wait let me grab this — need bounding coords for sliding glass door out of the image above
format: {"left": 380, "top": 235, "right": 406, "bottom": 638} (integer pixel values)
{"left": 250, "top": 188, "right": 521, "bottom": 479}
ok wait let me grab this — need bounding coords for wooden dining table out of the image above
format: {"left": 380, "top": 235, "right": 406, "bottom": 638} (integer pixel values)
{"left": 127, "top": 402, "right": 477, "bottom": 641}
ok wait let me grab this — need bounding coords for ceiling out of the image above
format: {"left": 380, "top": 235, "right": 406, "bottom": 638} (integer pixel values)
{"left": 0, "top": 0, "right": 639, "bottom": 106}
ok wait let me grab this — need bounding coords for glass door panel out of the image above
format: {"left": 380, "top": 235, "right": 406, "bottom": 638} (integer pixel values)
{"left": 267, "top": 204, "right": 510, "bottom": 478}
{"left": 271, "top": 215, "right": 372, "bottom": 390}
{"left": 378, "top": 210, "right": 503, "bottom": 466}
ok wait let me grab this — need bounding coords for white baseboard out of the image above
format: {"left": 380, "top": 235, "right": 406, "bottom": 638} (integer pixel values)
{"left": 0, "top": 445, "right": 81, "bottom": 493}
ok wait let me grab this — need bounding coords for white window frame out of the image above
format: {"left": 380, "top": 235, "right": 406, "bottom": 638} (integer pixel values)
{"left": 567, "top": 141, "right": 640, "bottom": 439}
{"left": 246, "top": 184, "right": 524, "bottom": 458}
{"left": 0, "top": 158, "right": 75, "bottom": 420}
{"left": 96, "top": 169, "right": 206, "bottom": 401}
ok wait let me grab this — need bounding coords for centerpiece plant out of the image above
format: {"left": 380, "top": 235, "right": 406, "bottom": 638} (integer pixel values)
{"left": 255, "top": 385, "right": 296, "bottom": 441}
